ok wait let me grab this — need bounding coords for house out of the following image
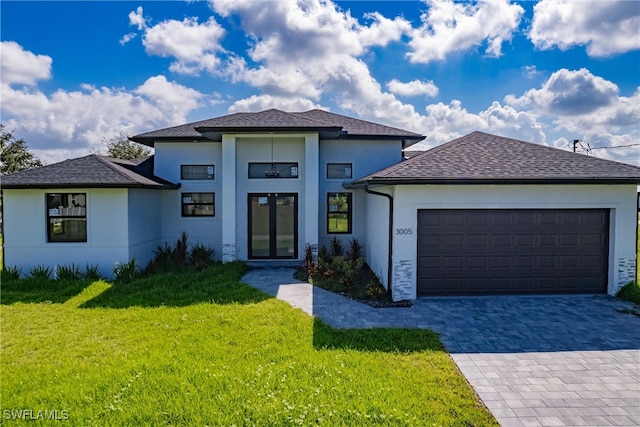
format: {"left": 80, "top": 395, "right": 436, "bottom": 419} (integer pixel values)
{"left": 3, "top": 109, "right": 639, "bottom": 300}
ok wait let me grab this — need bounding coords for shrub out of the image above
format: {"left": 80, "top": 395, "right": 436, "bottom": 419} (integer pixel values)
{"left": 189, "top": 243, "right": 215, "bottom": 270}
{"left": 617, "top": 281, "right": 640, "bottom": 305}
{"left": 303, "top": 244, "right": 314, "bottom": 272}
{"left": 346, "top": 238, "right": 363, "bottom": 262}
{"left": 56, "top": 263, "right": 83, "bottom": 281}
{"left": 329, "top": 236, "right": 344, "bottom": 259}
{"left": 365, "top": 281, "right": 386, "bottom": 300}
{"left": 153, "top": 242, "right": 175, "bottom": 268}
{"left": 28, "top": 265, "right": 52, "bottom": 281}
{"left": 174, "top": 231, "right": 189, "bottom": 266}
{"left": 113, "top": 259, "right": 138, "bottom": 284}
{"left": 1, "top": 265, "right": 22, "bottom": 281}
{"left": 83, "top": 264, "right": 104, "bottom": 281}
{"left": 318, "top": 246, "right": 330, "bottom": 262}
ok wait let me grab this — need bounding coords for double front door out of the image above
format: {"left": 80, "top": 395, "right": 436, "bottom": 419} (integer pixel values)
{"left": 248, "top": 193, "right": 298, "bottom": 259}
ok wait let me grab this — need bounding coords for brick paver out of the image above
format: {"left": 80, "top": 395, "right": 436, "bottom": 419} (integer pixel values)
{"left": 242, "top": 268, "right": 640, "bottom": 427}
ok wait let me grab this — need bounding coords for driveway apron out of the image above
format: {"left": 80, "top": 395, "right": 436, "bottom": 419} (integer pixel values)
{"left": 242, "top": 269, "right": 640, "bottom": 427}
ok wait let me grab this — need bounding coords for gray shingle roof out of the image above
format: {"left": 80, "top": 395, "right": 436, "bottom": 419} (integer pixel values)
{"left": 131, "top": 108, "right": 424, "bottom": 145}
{"left": 350, "top": 131, "right": 640, "bottom": 185}
{"left": 1, "top": 155, "right": 179, "bottom": 189}
{"left": 294, "top": 109, "right": 423, "bottom": 138}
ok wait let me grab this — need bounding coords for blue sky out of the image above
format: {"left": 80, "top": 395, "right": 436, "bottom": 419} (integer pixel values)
{"left": 1, "top": 0, "right": 639, "bottom": 165}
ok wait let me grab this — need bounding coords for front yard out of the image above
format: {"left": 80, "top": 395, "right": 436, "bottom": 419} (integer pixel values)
{"left": 0, "top": 263, "right": 496, "bottom": 426}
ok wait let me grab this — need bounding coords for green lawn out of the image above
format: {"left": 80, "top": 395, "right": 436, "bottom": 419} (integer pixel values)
{"left": 1, "top": 263, "right": 496, "bottom": 426}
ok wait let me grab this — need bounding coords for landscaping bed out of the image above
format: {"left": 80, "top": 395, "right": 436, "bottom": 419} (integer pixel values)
{"left": 296, "top": 238, "right": 412, "bottom": 308}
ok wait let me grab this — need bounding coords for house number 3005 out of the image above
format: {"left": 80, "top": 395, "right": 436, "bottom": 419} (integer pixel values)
{"left": 395, "top": 228, "right": 413, "bottom": 235}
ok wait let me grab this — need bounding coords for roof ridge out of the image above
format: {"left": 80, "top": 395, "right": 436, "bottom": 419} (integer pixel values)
{"left": 288, "top": 110, "right": 344, "bottom": 127}
{"left": 93, "top": 155, "right": 145, "bottom": 183}
{"left": 470, "top": 131, "right": 640, "bottom": 170}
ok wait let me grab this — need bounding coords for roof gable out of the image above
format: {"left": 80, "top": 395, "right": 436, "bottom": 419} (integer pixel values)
{"left": 1, "top": 155, "right": 178, "bottom": 189}
{"left": 351, "top": 131, "right": 640, "bottom": 185}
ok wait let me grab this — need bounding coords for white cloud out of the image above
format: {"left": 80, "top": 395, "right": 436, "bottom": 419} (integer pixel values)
{"left": 504, "top": 69, "right": 640, "bottom": 165}
{"left": 507, "top": 68, "right": 619, "bottom": 115}
{"left": 129, "top": 6, "right": 146, "bottom": 30}
{"left": 523, "top": 65, "right": 541, "bottom": 79}
{"left": 530, "top": 0, "right": 640, "bottom": 57}
{"left": 228, "top": 94, "right": 323, "bottom": 113}
{"left": 504, "top": 69, "right": 640, "bottom": 136}
{"left": 1, "top": 74, "right": 205, "bottom": 163}
{"left": 142, "top": 16, "right": 226, "bottom": 75}
{"left": 134, "top": 75, "right": 203, "bottom": 122}
{"left": 120, "top": 32, "right": 137, "bottom": 45}
{"left": 386, "top": 79, "right": 439, "bottom": 97}
{"left": 1, "top": 41, "right": 52, "bottom": 86}
{"left": 411, "top": 99, "right": 546, "bottom": 148}
{"left": 358, "top": 12, "right": 412, "bottom": 48}
{"left": 407, "top": 0, "right": 524, "bottom": 63}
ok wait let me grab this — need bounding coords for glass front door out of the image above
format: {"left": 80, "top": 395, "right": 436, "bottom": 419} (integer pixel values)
{"left": 248, "top": 193, "right": 298, "bottom": 259}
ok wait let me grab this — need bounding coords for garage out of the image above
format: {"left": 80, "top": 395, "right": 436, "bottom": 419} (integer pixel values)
{"left": 417, "top": 209, "right": 609, "bottom": 296}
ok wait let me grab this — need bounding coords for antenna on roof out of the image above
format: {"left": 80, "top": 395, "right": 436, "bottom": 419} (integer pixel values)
{"left": 571, "top": 139, "right": 579, "bottom": 153}
{"left": 569, "top": 139, "right": 592, "bottom": 155}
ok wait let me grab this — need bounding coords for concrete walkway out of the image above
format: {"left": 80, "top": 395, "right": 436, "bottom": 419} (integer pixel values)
{"left": 242, "top": 268, "right": 640, "bottom": 427}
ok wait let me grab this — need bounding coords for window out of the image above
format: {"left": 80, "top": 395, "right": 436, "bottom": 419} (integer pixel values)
{"left": 249, "top": 163, "right": 299, "bottom": 179}
{"left": 182, "top": 193, "right": 215, "bottom": 217}
{"left": 327, "top": 163, "right": 352, "bottom": 179}
{"left": 181, "top": 165, "right": 214, "bottom": 180}
{"left": 47, "top": 193, "right": 87, "bottom": 242}
{"left": 327, "top": 192, "right": 352, "bottom": 234}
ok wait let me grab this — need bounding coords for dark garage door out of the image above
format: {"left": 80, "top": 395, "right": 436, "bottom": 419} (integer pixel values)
{"left": 417, "top": 209, "right": 609, "bottom": 296}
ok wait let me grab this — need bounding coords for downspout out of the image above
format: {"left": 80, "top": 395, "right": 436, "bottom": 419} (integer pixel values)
{"left": 636, "top": 191, "right": 639, "bottom": 283}
{"left": 364, "top": 186, "right": 394, "bottom": 300}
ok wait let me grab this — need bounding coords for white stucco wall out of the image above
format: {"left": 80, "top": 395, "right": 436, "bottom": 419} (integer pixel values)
{"left": 154, "top": 142, "right": 223, "bottom": 258}
{"left": 364, "top": 186, "right": 394, "bottom": 289}
{"left": 127, "top": 189, "right": 162, "bottom": 268}
{"left": 318, "top": 139, "right": 402, "bottom": 249}
{"left": 386, "top": 184, "right": 638, "bottom": 299}
{"left": 3, "top": 188, "right": 130, "bottom": 278}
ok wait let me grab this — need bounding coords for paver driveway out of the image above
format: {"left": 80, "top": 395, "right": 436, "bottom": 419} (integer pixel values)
{"left": 242, "top": 269, "right": 640, "bottom": 427}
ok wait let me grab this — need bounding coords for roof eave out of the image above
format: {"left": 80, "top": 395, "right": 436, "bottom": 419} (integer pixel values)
{"left": 2, "top": 182, "right": 181, "bottom": 190}
{"left": 338, "top": 134, "right": 425, "bottom": 143}
{"left": 345, "top": 177, "right": 640, "bottom": 188}
{"left": 129, "top": 136, "right": 210, "bottom": 147}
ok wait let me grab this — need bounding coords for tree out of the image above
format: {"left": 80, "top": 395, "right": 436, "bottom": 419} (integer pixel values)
{"left": 0, "top": 124, "right": 43, "bottom": 174}
{"left": 104, "top": 133, "right": 151, "bottom": 160}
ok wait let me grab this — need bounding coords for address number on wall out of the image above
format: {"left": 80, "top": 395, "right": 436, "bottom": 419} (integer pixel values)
{"left": 395, "top": 228, "right": 413, "bottom": 235}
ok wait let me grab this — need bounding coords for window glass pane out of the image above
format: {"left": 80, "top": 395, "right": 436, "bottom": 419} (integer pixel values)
{"left": 276, "top": 196, "right": 296, "bottom": 257}
{"left": 181, "top": 165, "right": 214, "bottom": 180}
{"left": 328, "top": 193, "right": 350, "bottom": 213}
{"left": 182, "top": 204, "right": 215, "bottom": 216}
{"left": 47, "top": 193, "right": 86, "bottom": 216}
{"left": 49, "top": 218, "right": 87, "bottom": 242}
{"left": 250, "top": 196, "right": 270, "bottom": 257}
{"left": 328, "top": 192, "right": 351, "bottom": 234}
{"left": 327, "top": 163, "right": 352, "bottom": 179}
{"left": 249, "top": 163, "right": 298, "bottom": 178}
{"left": 181, "top": 192, "right": 215, "bottom": 217}
{"left": 328, "top": 214, "right": 349, "bottom": 233}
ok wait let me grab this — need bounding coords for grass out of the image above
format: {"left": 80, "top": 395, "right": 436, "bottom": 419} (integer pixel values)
{"left": 1, "top": 263, "right": 496, "bottom": 426}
